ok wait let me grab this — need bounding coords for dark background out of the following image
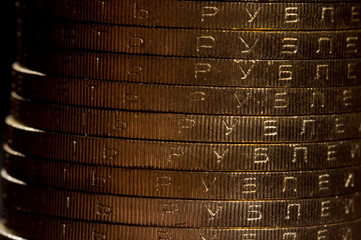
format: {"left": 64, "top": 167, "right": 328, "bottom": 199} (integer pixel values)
{"left": 2, "top": 3, "right": 16, "bottom": 115}
{"left": 1, "top": 1, "right": 17, "bottom": 214}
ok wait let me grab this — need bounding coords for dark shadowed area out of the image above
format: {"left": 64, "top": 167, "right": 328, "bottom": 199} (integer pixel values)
{"left": 1, "top": 1, "right": 17, "bottom": 215}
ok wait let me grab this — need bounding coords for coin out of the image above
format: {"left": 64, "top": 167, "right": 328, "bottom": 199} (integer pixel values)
{"left": 13, "top": 65, "right": 361, "bottom": 115}
{"left": 15, "top": 0, "right": 361, "bottom": 30}
{"left": 17, "top": 51, "right": 361, "bottom": 87}
{"left": 3, "top": 208, "right": 361, "bottom": 240}
{"left": 4, "top": 146, "right": 361, "bottom": 199}
{"left": 6, "top": 116, "right": 361, "bottom": 170}
{"left": 18, "top": 22, "right": 361, "bottom": 59}
{"left": 3, "top": 170, "right": 361, "bottom": 227}
{"left": 11, "top": 94, "right": 361, "bottom": 142}
{"left": 0, "top": 224, "right": 25, "bottom": 240}
{"left": 6, "top": 117, "right": 361, "bottom": 171}
{"left": 9, "top": 0, "right": 361, "bottom": 235}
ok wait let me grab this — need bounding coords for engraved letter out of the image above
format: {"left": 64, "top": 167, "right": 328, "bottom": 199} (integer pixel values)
{"left": 234, "top": 92, "right": 251, "bottom": 108}
{"left": 178, "top": 118, "right": 196, "bottom": 133}
{"left": 351, "top": 6, "right": 360, "bottom": 22}
{"left": 128, "top": 35, "right": 144, "bottom": 48}
{"left": 319, "top": 174, "right": 330, "bottom": 191}
{"left": 246, "top": 7, "right": 261, "bottom": 23}
{"left": 346, "top": 37, "right": 359, "bottom": 54}
{"left": 96, "top": 201, "right": 112, "bottom": 216}
{"left": 311, "top": 92, "right": 325, "bottom": 108}
{"left": 161, "top": 203, "right": 179, "bottom": 219}
{"left": 195, "top": 63, "right": 211, "bottom": 79}
{"left": 281, "top": 38, "right": 298, "bottom": 54}
{"left": 190, "top": 92, "right": 206, "bottom": 101}
{"left": 279, "top": 65, "right": 293, "bottom": 81}
{"left": 127, "top": 57, "right": 142, "bottom": 76}
{"left": 343, "top": 89, "right": 353, "bottom": 107}
{"left": 201, "top": 6, "right": 218, "bottom": 22}
{"left": 103, "top": 144, "right": 119, "bottom": 162}
{"left": 155, "top": 176, "right": 172, "bottom": 191}
{"left": 254, "top": 148, "right": 269, "bottom": 164}
{"left": 321, "top": 201, "right": 331, "bottom": 217}
{"left": 108, "top": 116, "right": 127, "bottom": 134}
{"left": 292, "top": 146, "right": 308, "bottom": 163}
{"left": 300, "top": 119, "right": 316, "bottom": 135}
{"left": 335, "top": 118, "right": 345, "bottom": 134}
{"left": 316, "top": 37, "right": 333, "bottom": 54}
{"left": 315, "top": 65, "right": 330, "bottom": 80}
{"left": 285, "top": 203, "right": 301, "bottom": 220}
{"left": 206, "top": 205, "right": 223, "bottom": 221}
{"left": 264, "top": 120, "right": 278, "bottom": 136}
{"left": 345, "top": 173, "right": 355, "bottom": 188}
{"left": 243, "top": 177, "right": 257, "bottom": 195}
{"left": 124, "top": 90, "right": 138, "bottom": 103}
{"left": 222, "top": 118, "right": 239, "bottom": 136}
{"left": 247, "top": 205, "right": 262, "bottom": 221}
{"left": 321, "top": 7, "right": 335, "bottom": 22}
{"left": 63, "top": 167, "right": 71, "bottom": 182}
{"left": 168, "top": 146, "right": 184, "bottom": 162}
{"left": 213, "top": 147, "right": 229, "bottom": 164}
{"left": 285, "top": 7, "right": 299, "bottom": 23}
{"left": 65, "top": 196, "right": 75, "bottom": 209}
{"left": 201, "top": 177, "right": 216, "bottom": 193}
{"left": 274, "top": 92, "right": 288, "bottom": 109}
{"left": 92, "top": 170, "right": 107, "bottom": 187}
{"left": 327, "top": 144, "right": 337, "bottom": 161}
{"left": 351, "top": 143, "right": 360, "bottom": 159}
{"left": 283, "top": 176, "right": 297, "bottom": 193}
{"left": 234, "top": 60, "right": 256, "bottom": 80}
{"left": 86, "top": 85, "right": 96, "bottom": 102}
{"left": 345, "top": 198, "right": 355, "bottom": 214}
{"left": 347, "top": 63, "right": 357, "bottom": 79}
{"left": 133, "top": 3, "right": 149, "bottom": 19}
{"left": 197, "top": 36, "right": 215, "bottom": 51}
{"left": 239, "top": 37, "right": 259, "bottom": 54}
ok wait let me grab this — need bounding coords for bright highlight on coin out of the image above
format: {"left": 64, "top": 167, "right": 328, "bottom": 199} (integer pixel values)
{"left": 3, "top": 0, "right": 361, "bottom": 239}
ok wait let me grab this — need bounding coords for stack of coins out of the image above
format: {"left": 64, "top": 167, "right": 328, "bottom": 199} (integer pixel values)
{"left": 2, "top": 0, "right": 361, "bottom": 239}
